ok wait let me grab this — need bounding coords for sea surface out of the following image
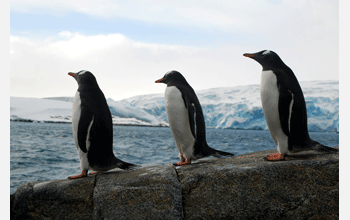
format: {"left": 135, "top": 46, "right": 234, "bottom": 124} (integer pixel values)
{"left": 10, "top": 121, "right": 339, "bottom": 194}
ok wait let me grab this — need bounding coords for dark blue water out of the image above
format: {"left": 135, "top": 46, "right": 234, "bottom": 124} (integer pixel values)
{"left": 10, "top": 121, "right": 339, "bottom": 194}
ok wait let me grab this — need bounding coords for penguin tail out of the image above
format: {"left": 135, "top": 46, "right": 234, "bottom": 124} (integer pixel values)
{"left": 193, "top": 142, "right": 234, "bottom": 159}
{"left": 211, "top": 148, "right": 235, "bottom": 158}
{"left": 202, "top": 142, "right": 234, "bottom": 158}
{"left": 119, "top": 161, "right": 138, "bottom": 170}
{"left": 312, "top": 142, "right": 339, "bottom": 153}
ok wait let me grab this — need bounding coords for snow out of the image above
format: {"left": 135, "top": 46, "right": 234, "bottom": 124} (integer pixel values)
{"left": 10, "top": 97, "right": 73, "bottom": 122}
{"left": 107, "top": 99, "right": 167, "bottom": 126}
{"left": 10, "top": 96, "right": 168, "bottom": 126}
{"left": 10, "top": 80, "right": 339, "bottom": 132}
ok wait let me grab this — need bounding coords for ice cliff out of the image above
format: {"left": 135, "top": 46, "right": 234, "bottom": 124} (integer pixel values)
{"left": 10, "top": 80, "right": 339, "bottom": 132}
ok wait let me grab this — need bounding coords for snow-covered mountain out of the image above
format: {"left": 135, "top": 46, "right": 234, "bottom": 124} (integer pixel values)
{"left": 10, "top": 97, "right": 168, "bottom": 126}
{"left": 124, "top": 80, "right": 339, "bottom": 132}
{"left": 10, "top": 80, "right": 339, "bottom": 132}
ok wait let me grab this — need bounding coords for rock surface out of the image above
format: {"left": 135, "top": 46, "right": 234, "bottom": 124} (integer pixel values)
{"left": 11, "top": 148, "right": 339, "bottom": 220}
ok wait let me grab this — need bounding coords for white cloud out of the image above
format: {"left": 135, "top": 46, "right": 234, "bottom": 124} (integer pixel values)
{"left": 46, "top": 32, "right": 127, "bottom": 58}
{"left": 10, "top": 30, "right": 339, "bottom": 101}
{"left": 10, "top": 32, "right": 219, "bottom": 100}
{"left": 10, "top": 1, "right": 339, "bottom": 100}
{"left": 10, "top": 0, "right": 338, "bottom": 35}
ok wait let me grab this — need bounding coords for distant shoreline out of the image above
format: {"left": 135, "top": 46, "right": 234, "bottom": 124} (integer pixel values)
{"left": 10, "top": 119, "right": 168, "bottom": 128}
{"left": 10, "top": 119, "right": 339, "bottom": 133}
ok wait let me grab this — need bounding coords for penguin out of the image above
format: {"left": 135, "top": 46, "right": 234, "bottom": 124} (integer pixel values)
{"left": 68, "top": 70, "right": 136, "bottom": 179}
{"left": 155, "top": 70, "right": 234, "bottom": 166}
{"left": 243, "top": 50, "right": 338, "bottom": 161}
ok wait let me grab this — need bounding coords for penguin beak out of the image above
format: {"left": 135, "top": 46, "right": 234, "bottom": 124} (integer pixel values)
{"left": 68, "top": 72, "right": 76, "bottom": 77}
{"left": 243, "top": 53, "right": 256, "bottom": 58}
{"left": 155, "top": 78, "right": 164, "bottom": 83}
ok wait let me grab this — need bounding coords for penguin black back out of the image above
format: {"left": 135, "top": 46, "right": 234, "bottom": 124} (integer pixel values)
{"left": 156, "top": 70, "right": 234, "bottom": 162}
{"left": 244, "top": 50, "right": 310, "bottom": 147}
{"left": 70, "top": 70, "right": 114, "bottom": 168}
{"left": 244, "top": 50, "right": 338, "bottom": 155}
{"left": 158, "top": 71, "right": 208, "bottom": 146}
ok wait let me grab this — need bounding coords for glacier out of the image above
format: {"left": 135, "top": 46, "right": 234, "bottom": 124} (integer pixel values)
{"left": 10, "top": 80, "right": 339, "bottom": 132}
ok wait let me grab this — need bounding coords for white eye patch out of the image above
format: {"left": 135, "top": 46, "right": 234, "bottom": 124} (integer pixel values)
{"left": 262, "top": 50, "right": 271, "bottom": 55}
{"left": 78, "top": 70, "right": 87, "bottom": 75}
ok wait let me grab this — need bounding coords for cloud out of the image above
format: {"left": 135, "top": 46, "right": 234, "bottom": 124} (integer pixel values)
{"left": 47, "top": 33, "right": 127, "bottom": 58}
{"left": 11, "top": 0, "right": 338, "bottom": 35}
{"left": 10, "top": 29, "right": 339, "bottom": 101}
{"left": 11, "top": 32, "right": 236, "bottom": 100}
{"left": 10, "top": 1, "right": 339, "bottom": 100}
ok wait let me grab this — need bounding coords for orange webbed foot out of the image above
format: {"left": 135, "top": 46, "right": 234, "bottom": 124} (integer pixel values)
{"left": 266, "top": 153, "right": 285, "bottom": 161}
{"left": 174, "top": 158, "right": 192, "bottom": 166}
{"left": 68, "top": 170, "right": 88, "bottom": 179}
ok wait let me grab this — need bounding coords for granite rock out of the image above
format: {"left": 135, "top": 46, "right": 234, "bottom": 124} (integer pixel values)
{"left": 11, "top": 148, "right": 338, "bottom": 220}
{"left": 177, "top": 148, "right": 339, "bottom": 220}
{"left": 93, "top": 165, "right": 182, "bottom": 220}
{"left": 12, "top": 176, "right": 95, "bottom": 220}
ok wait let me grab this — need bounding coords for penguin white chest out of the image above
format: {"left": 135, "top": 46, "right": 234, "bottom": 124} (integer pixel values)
{"left": 260, "top": 70, "right": 289, "bottom": 154}
{"left": 71, "top": 91, "right": 90, "bottom": 170}
{"left": 165, "top": 86, "right": 195, "bottom": 158}
{"left": 260, "top": 70, "right": 281, "bottom": 138}
{"left": 72, "top": 91, "right": 81, "bottom": 148}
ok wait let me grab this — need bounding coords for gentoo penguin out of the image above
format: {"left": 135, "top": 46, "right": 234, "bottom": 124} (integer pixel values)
{"left": 243, "top": 50, "right": 338, "bottom": 161}
{"left": 155, "top": 70, "right": 234, "bottom": 166}
{"left": 68, "top": 70, "right": 136, "bottom": 179}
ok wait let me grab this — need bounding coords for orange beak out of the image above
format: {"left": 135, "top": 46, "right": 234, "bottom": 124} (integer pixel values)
{"left": 243, "top": 53, "right": 255, "bottom": 58}
{"left": 68, "top": 72, "right": 76, "bottom": 77}
{"left": 155, "top": 78, "right": 163, "bottom": 83}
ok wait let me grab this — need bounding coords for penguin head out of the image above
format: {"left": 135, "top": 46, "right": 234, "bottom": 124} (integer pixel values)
{"left": 243, "top": 50, "right": 285, "bottom": 70}
{"left": 68, "top": 70, "right": 98, "bottom": 87}
{"left": 155, "top": 70, "right": 188, "bottom": 86}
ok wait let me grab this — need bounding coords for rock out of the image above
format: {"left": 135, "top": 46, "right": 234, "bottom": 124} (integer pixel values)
{"left": 12, "top": 177, "right": 95, "bottom": 220}
{"left": 177, "top": 148, "right": 339, "bottom": 220}
{"left": 11, "top": 148, "right": 338, "bottom": 220}
{"left": 11, "top": 165, "right": 182, "bottom": 220}
{"left": 93, "top": 165, "right": 182, "bottom": 220}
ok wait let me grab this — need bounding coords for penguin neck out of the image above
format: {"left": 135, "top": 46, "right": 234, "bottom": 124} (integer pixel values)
{"left": 167, "top": 82, "right": 193, "bottom": 95}
{"left": 166, "top": 77, "right": 191, "bottom": 88}
{"left": 78, "top": 83, "right": 101, "bottom": 92}
{"left": 261, "top": 59, "right": 288, "bottom": 72}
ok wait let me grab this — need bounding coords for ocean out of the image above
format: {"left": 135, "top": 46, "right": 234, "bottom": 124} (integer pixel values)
{"left": 10, "top": 121, "right": 339, "bottom": 194}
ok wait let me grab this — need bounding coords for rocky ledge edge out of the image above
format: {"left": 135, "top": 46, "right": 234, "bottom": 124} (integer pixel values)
{"left": 11, "top": 148, "right": 339, "bottom": 220}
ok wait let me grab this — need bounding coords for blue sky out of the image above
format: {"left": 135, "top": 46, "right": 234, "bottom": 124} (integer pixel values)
{"left": 10, "top": 0, "right": 340, "bottom": 101}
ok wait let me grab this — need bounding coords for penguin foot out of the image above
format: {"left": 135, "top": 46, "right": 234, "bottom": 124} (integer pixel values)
{"left": 266, "top": 153, "right": 285, "bottom": 161}
{"left": 89, "top": 172, "right": 98, "bottom": 176}
{"left": 179, "top": 154, "right": 185, "bottom": 163}
{"left": 68, "top": 170, "right": 88, "bottom": 179}
{"left": 174, "top": 158, "right": 192, "bottom": 166}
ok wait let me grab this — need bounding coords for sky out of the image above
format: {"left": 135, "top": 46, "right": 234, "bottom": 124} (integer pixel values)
{"left": 10, "top": 0, "right": 340, "bottom": 101}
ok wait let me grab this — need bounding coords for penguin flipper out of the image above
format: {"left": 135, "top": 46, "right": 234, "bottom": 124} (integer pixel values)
{"left": 77, "top": 105, "right": 94, "bottom": 153}
{"left": 278, "top": 84, "right": 294, "bottom": 137}
{"left": 182, "top": 94, "right": 197, "bottom": 139}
